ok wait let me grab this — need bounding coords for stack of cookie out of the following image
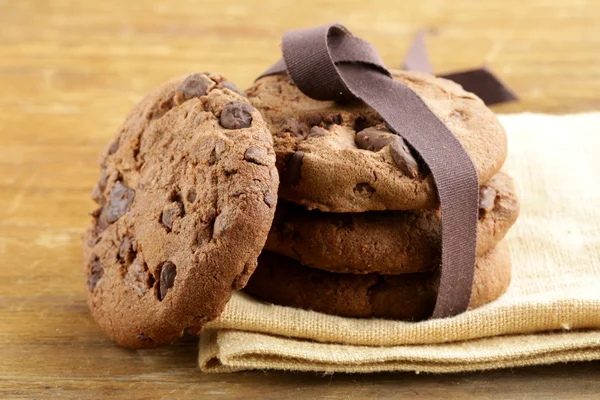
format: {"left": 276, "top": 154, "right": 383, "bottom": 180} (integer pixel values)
{"left": 83, "top": 69, "right": 519, "bottom": 349}
{"left": 242, "top": 70, "right": 520, "bottom": 320}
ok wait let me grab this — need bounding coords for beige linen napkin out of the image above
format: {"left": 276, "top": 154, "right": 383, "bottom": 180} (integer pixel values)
{"left": 200, "top": 113, "right": 600, "bottom": 373}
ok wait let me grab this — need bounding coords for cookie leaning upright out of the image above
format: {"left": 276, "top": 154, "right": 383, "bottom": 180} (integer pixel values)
{"left": 83, "top": 73, "right": 278, "bottom": 348}
{"left": 247, "top": 70, "right": 507, "bottom": 212}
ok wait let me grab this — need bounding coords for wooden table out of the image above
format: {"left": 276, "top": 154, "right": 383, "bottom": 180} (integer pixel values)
{"left": 1, "top": 0, "right": 599, "bottom": 398}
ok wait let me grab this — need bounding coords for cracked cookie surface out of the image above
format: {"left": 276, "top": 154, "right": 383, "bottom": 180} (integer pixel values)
{"left": 266, "top": 172, "right": 519, "bottom": 274}
{"left": 247, "top": 70, "right": 507, "bottom": 212}
{"left": 83, "top": 73, "right": 278, "bottom": 348}
{"left": 244, "top": 241, "right": 511, "bottom": 321}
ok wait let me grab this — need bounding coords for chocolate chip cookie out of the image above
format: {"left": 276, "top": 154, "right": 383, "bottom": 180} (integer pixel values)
{"left": 247, "top": 69, "right": 507, "bottom": 212}
{"left": 266, "top": 172, "right": 519, "bottom": 274}
{"left": 244, "top": 241, "right": 511, "bottom": 320}
{"left": 83, "top": 73, "right": 279, "bottom": 348}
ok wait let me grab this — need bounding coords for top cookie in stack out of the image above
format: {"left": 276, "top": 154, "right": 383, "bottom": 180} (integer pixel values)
{"left": 246, "top": 70, "right": 508, "bottom": 212}
{"left": 242, "top": 70, "right": 519, "bottom": 320}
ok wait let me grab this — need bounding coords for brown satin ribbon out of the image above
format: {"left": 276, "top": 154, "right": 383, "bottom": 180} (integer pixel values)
{"left": 260, "top": 24, "right": 479, "bottom": 318}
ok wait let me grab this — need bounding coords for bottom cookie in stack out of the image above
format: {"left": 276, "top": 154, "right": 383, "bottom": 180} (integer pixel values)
{"left": 244, "top": 242, "right": 511, "bottom": 321}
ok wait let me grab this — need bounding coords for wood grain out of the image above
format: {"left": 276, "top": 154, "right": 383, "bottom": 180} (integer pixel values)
{"left": 1, "top": 0, "right": 599, "bottom": 398}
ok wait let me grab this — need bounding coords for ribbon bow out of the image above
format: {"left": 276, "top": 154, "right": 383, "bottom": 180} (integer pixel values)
{"left": 261, "top": 23, "right": 482, "bottom": 318}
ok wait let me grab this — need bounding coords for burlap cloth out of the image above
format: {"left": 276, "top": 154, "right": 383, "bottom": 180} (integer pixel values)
{"left": 199, "top": 113, "right": 600, "bottom": 373}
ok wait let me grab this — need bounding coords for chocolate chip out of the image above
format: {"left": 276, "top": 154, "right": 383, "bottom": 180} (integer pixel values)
{"left": 244, "top": 146, "right": 269, "bottom": 165}
{"left": 158, "top": 262, "right": 177, "bottom": 301}
{"left": 390, "top": 140, "right": 419, "bottom": 179}
{"left": 118, "top": 236, "right": 137, "bottom": 265}
{"left": 220, "top": 81, "right": 243, "bottom": 95}
{"left": 107, "top": 139, "right": 119, "bottom": 155}
{"left": 105, "top": 182, "right": 135, "bottom": 223}
{"left": 355, "top": 127, "right": 419, "bottom": 178}
{"left": 88, "top": 255, "right": 104, "bottom": 291}
{"left": 161, "top": 201, "right": 184, "bottom": 231}
{"left": 178, "top": 74, "right": 212, "bottom": 100}
{"left": 307, "top": 126, "right": 328, "bottom": 139}
{"left": 285, "top": 151, "right": 304, "bottom": 187}
{"left": 128, "top": 257, "right": 155, "bottom": 297}
{"left": 220, "top": 102, "right": 253, "bottom": 129}
{"left": 187, "top": 188, "right": 197, "bottom": 203}
{"left": 355, "top": 127, "right": 394, "bottom": 151}
{"left": 479, "top": 186, "right": 497, "bottom": 212}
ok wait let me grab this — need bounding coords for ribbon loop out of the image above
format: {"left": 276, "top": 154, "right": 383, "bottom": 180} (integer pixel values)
{"left": 281, "top": 24, "right": 391, "bottom": 102}
{"left": 282, "top": 25, "right": 351, "bottom": 102}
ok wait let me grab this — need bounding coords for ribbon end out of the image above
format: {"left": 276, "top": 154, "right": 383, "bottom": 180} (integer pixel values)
{"left": 402, "top": 30, "right": 434, "bottom": 74}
